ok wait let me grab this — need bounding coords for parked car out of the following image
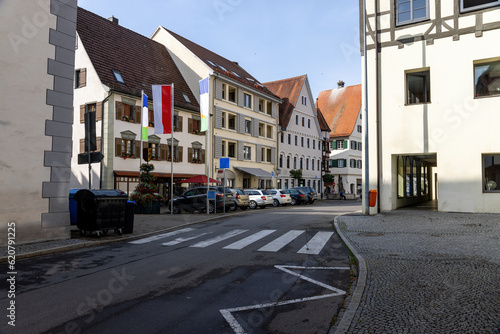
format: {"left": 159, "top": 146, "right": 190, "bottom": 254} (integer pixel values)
{"left": 283, "top": 189, "right": 308, "bottom": 205}
{"left": 267, "top": 189, "right": 292, "bottom": 207}
{"left": 291, "top": 186, "right": 317, "bottom": 204}
{"left": 243, "top": 189, "right": 273, "bottom": 209}
{"left": 229, "top": 188, "right": 250, "bottom": 210}
{"left": 168, "top": 186, "right": 233, "bottom": 214}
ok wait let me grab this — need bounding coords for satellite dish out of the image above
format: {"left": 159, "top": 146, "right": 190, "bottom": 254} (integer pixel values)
{"left": 487, "top": 180, "right": 497, "bottom": 190}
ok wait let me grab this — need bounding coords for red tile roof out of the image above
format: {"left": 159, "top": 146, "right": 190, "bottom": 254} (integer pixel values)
{"left": 164, "top": 28, "right": 279, "bottom": 99}
{"left": 316, "top": 84, "right": 361, "bottom": 138}
{"left": 263, "top": 75, "right": 307, "bottom": 128}
{"left": 77, "top": 7, "right": 198, "bottom": 112}
{"left": 316, "top": 108, "right": 331, "bottom": 132}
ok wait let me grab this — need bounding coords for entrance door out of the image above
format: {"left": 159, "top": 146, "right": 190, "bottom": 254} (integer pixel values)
{"left": 243, "top": 178, "right": 250, "bottom": 189}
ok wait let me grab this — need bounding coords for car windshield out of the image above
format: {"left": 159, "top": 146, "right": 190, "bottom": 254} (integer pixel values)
{"left": 233, "top": 189, "right": 245, "bottom": 195}
{"left": 261, "top": 190, "right": 270, "bottom": 195}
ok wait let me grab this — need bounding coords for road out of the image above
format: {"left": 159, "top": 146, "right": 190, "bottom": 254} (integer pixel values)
{"left": 1, "top": 201, "right": 360, "bottom": 334}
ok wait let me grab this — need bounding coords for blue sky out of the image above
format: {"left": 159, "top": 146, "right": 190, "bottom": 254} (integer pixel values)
{"left": 78, "top": 0, "right": 362, "bottom": 99}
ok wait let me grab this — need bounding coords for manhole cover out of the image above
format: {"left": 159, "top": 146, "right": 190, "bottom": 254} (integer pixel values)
{"left": 358, "top": 232, "right": 384, "bottom": 237}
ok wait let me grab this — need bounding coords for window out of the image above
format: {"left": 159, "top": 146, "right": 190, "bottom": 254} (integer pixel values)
{"left": 357, "top": 160, "right": 362, "bottom": 169}
{"left": 259, "top": 98, "right": 264, "bottom": 112}
{"left": 279, "top": 154, "right": 283, "bottom": 168}
{"left": 228, "top": 142, "right": 236, "bottom": 158}
{"left": 350, "top": 159, "right": 356, "bottom": 168}
{"left": 280, "top": 132, "right": 284, "bottom": 143}
{"left": 243, "top": 146, "right": 251, "bottom": 160}
{"left": 302, "top": 117, "right": 305, "bottom": 127}
{"left": 351, "top": 141, "right": 357, "bottom": 150}
{"left": 474, "top": 58, "right": 500, "bottom": 98}
{"left": 301, "top": 137, "right": 304, "bottom": 147}
{"left": 311, "top": 159, "right": 315, "bottom": 171}
{"left": 222, "top": 83, "right": 237, "bottom": 103}
{"left": 222, "top": 83, "right": 226, "bottom": 100}
{"left": 306, "top": 158, "right": 309, "bottom": 170}
{"left": 182, "top": 93, "right": 191, "bottom": 103}
{"left": 287, "top": 156, "right": 290, "bottom": 168}
{"left": 222, "top": 140, "right": 226, "bottom": 156}
{"left": 75, "top": 68, "right": 86, "bottom": 88}
{"left": 307, "top": 138, "right": 310, "bottom": 148}
{"left": 121, "top": 139, "right": 135, "bottom": 158}
{"left": 318, "top": 160, "right": 320, "bottom": 171}
{"left": 295, "top": 135, "right": 298, "bottom": 146}
{"left": 172, "top": 114, "right": 180, "bottom": 131}
{"left": 245, "top": 119, "right": 252, "bottom": 134}
{"left": 259, "top": 123, "right": 264, "bottom": 136}
{"left": 244, "top": 93, "right": 252, "bottom": 108}
{"left": 358, "top": 142, "right": 362, "bottom": 151}
{"left": 294, "top": 157, "right": 297, "bottom": 169}
{"left": 228, "top": 114, "right": 236, "bottom": 130}
{"left": 112, "top": 70, "right": 125, "bottom": 84}
{"left": 266, "top": 101, "right": 272, "bottom": 115}
{"left": 396, "top": 0, "right": 429, "bottom": 25}
{"left": 300, "top": 158, "right": 303, "bottom": 169}
{"left": 190, "top": 147, "right": 202, "bottom": 163}
{"left": 266, "top": 125, "right": 273, "bottom": 139}
{"left": 296, "top": 115, "right": 299, "bottom": 125}
{"left": 406, "top": 69, "right": 431, "bottom": 104}
{"left": 288, "top": 134, "right": 291, "bottom": 145}
{"left": 221, "top": 112, "right": 226, "bottom": 128}
{"left": 261, "top": 147, "right": 271, "bottom": 162}
{"left": 338, "top": 159, "right": 345, "bottom": 168}
{"left": 461, "top": 0, "right": 500, "bottom": 12}
{"left": 358, "top": 125, "right": 362, "bottom": 133}
{"left": 483, "top": 154, "right": 500, "bottom": 192}
{"left": 302, "top": 96, "right": 307, "bottom": 105}
{"left": 308, "top": 119, "right": 311, "bottom": 128}
{"left": 191, "top": 118, "right": 201, "bottom": 134}
{"left": 313, "top": 140, "right": 316, "bottom": 150}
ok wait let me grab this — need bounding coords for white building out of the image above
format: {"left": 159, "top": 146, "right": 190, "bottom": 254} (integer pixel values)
{"left": 362, "top": 0, "right": 500, "bottom": 213}
{"left": 317, "top": 83, "right": 363, "bottom": 197}
{"left": 0, "top": 0, "right": 77, "bottom": 242}
{"left": 264, "top": 75, "right": 329, "bottom": 194}
{"left": 72, "top": 8, "right": 203, "bottom": 199}
{"left": 151, "top": 27, "right": 282, "bottom": 189}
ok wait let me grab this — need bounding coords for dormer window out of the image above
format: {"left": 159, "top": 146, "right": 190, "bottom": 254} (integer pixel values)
{"left": 182, "top": 93, "right": 191, "bottom": 103}
{"left": 112, "top": 70, "right": 125, "bottom": 84}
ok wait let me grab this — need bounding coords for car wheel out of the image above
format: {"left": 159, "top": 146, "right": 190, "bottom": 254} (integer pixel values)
{"left": 290, "top": 198, "right": 297, "bottom": 206}
{"left": 249, "top": 200, "right": 257, "bottom": 209}
{"left": 240, "top": 206, "right": 248, "bottom": 210}
{"left": 172, "top": 204, "right": 181, "bottom": 214}
{"left": 229, "top": 205, "right": 236, "bottom": 211}
{"left": 273, "top": 199, "right": 279, "bottom": 207}
{"left": 208, "top": 202, "right": 215, "bottom": 214}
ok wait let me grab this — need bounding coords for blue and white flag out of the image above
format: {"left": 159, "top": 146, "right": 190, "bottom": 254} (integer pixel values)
{"left": 199, "top": 77, "right": 209, "bottom": 132}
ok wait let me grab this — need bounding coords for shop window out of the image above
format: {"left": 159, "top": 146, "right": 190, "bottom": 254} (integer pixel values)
{"left": 474, "top": 58, "right": 500, "bottom": 98}
{"left": 406, "top": 69, "right": 431, "bottom": 104}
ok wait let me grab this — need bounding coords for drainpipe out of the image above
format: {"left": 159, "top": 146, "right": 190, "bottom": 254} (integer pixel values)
{"left": 100, "top": 89, "right": 114, "bottom": 190}
{"left": 375, "top": 0, "right": 381, "bottom": 213}
{"left": 362, "top": 0, "right": 370, "bottom": 214}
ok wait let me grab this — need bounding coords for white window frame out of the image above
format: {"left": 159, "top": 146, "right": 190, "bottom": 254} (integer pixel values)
{"left": 460, "top": 0, "right": 500, "bottom": 13}
{"left": 243, "top": 146, "right": 251, "bottom": 160}
{"left": 396, "top": 0, "right": 429, "bottom": 26}
{"left": 243, "top": 92, "right": 252, "bottom": 108}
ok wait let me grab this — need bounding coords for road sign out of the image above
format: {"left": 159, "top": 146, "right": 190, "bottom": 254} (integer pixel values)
{"left": 78, "top": 152, "right": 104, "bottom": 164}
{"left": 220, "top": 157, "right": 230, "bottom": 169}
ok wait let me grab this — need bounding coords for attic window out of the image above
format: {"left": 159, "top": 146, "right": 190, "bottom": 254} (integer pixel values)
{"left": 182, "top": 93, "right": 191, "bottom": 103}
{"left": 230, "top": 70, "right": 240, "bottom": 78}
{"left": 206, "top": 59, "right": 216, "bottom": 67}
{"left": 113, "top": 70, "right": 125, "bottom": 84}
{"left": 218, "top": 64, "right": 227, "bottom": 72}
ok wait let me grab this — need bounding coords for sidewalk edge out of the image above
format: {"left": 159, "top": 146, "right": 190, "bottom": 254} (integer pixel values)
{"left": 332, "top": 215, "right": 367, "bottom": 334}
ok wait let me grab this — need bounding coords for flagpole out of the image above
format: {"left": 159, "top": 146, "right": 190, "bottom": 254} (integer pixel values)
{"left": 140, "top": 90, "right": 144, "bottom": 171}
{"left": 170, "top": 83, "right": 174, "bottom": 215}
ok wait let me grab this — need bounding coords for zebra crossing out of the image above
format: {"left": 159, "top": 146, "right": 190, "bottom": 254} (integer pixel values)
{"left": 130, "top": 228, "right": 335, "bottom": 255}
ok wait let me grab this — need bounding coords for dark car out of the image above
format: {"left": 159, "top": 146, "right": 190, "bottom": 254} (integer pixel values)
{"left": 291, "top": 186, "right": 317, "bottom": 204}
{"left": 283, "top": 189, "right": 308, "bottom": 205}
{"left": 168, "top": 186, "right": 233, "bottom": 214}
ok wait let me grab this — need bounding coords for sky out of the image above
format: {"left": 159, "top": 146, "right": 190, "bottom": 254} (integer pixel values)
{"left": 78, "top": 0, "right": 362, "bottom": 99}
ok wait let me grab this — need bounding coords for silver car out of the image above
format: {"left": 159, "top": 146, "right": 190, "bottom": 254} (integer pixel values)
{"left": 267, "top": 189, "right": 292, "bottom": 207}
{"left": 243, "top": 189, "right": 273, "bottom": 209}
{"left": 229, "top": 188, "right": 250, "bottom": 210}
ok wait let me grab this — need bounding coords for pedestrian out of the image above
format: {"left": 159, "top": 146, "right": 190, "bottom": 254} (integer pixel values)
{"left": 340, "top": 190, "right": 346, "bottom": 200}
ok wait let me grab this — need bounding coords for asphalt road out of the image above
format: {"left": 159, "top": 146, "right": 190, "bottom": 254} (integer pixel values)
{"left": 1, "top": 201, "right": 360, "bottom": 334}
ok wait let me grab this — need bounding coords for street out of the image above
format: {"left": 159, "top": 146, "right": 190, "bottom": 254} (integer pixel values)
{"left": 1, "top": 201, "right": 360, "bottom": 334}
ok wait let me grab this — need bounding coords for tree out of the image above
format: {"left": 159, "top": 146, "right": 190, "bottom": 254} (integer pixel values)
{"left": 290, "top": 169, "right": 303, "bottom": 184}
{"left": 322, "top": 174, "right": 335, "bottom": 184}
{"left": 130, "top": 163, "right": 164, "bottom": 213}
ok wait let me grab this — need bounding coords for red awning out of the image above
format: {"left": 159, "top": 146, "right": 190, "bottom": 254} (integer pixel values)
{"left": 175, "top": 175, "right": 221, "bottom": 184}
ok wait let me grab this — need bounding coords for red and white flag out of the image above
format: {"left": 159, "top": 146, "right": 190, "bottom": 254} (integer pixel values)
{"left": 152, "top": 84, "right": 173, "bottom": 134}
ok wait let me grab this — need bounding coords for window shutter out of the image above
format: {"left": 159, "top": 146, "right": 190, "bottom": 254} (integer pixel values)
{"left": 178, "top": 116, "right": 183, "bottom": 132}
{"left": 96, "top": 137, "right": 101, "bottom": 152}
{"left": 215, "top": 108, "right": 222, "bottom": 129}
{"left": 160, "top": 144, "right": 168, "bottom": 161}
{"left": 116, "top": 101, "right": 123, "bottom": 120}
{"left": 115, "top": 138, "right": 122, "bottom": 156}
{"left": 214, "top": 136, "right": 222, "bottom": 158}
{"left": 188, "top": 118, "right": 193, "bottom": 133}
{"left": 256, "top": 144, "right": 262, "bottom": 162}
{"left": 135, "top": 141, "right": 141, "bottom": 158}
{"left": 270, "top": 147, "right": 276, "bottom": 165}
{"left": 178, "top": 146, "right": 183, "bottom": 162}
{"left": 80, "top": 139, "right": 84, "bottom": 153}
{"left": 135, "top": 106, "right": 141, "bottom": 124}
{"left": 96, "top": 102, "right": 103, "bottom": 121}
{"left": 237, "top": 141, "right": 244, "bottom": 161}
{"left": 344, "top": 140, "right": 348, "bottom": 149}
{"left": 80, "top": 105, "right": 85, "bottom": 123}
{"left": 188, "top": 148, "right": 193, "bottom": 162}
{"left": 80, "top": 68, "right": 86, "bottom": 87}
{"left": 201, "top": 149, "right": 205, "bottom": 163}
{"left": 343, "top": 159, "right": 347, "bottom": 167}
{"left": 332, "top": 141, "right": 337, "bottom": 150}
{"left": 333, "top": 160, "right": 338, "bottom": 168}
{"left": 149, "top": 109, "right": 154, "bottom": 124}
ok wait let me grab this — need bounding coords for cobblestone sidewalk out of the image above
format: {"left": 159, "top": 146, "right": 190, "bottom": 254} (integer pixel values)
{"left": 332, "top": 210, "right": 500, "bottom": 334}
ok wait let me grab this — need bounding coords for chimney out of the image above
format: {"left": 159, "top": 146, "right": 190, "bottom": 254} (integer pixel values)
{"left": 232, "top": 61, "right": 239, "bottom": 66}
{"left": 108, "top": 16, "right": 119, "bottom": 24}
{"left": 337, "top": 80, "right": 345, "bottom": 88}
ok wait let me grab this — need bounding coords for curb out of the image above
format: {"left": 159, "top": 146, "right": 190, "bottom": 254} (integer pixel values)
{"left": 331, "top": 216, "right": 367, "bottom": 334}
{"left": 0, "top": 212, "right": 240, "bottom": 263}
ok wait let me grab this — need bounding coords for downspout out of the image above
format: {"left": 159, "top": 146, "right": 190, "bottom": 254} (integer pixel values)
{"left": 363, "top": 0, "right": 370, "bottom": 214}
{"left": 375, "top": 0, "right": 382, "bottom": 213}
{"left": 100, "top": 89, "right": 114, "bottom": 189}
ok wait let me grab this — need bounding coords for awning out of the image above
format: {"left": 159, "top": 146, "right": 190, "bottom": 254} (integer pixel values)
{"left": 217, "top": 169, "right": 235, "bottom": 179}
{"left": 234, "top": 167, "right": 273, "bottom": 178}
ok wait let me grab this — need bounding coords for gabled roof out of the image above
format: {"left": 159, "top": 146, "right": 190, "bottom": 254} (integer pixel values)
{"left": 263, "top": 75, "right": 307, "bottom": 128}
{"left": 77, "top": 7, "right": 198, "bottom": 112}
{"left": 316, "top": 84, "right": 362, "bottom": 138}
{"left": 164, "top": 28, "right": 278, "bottom": 99}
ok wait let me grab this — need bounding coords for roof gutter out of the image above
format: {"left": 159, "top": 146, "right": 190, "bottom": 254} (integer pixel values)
{"left": 212, "top": 71, "right": 282, "bottom": 103}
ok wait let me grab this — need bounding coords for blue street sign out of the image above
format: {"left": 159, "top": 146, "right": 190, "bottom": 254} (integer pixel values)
{"left": 220, "top": 157, "right": 230, "bottom": 169}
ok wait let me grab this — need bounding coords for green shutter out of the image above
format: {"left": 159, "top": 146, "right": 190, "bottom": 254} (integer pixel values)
{"left": 332, "top": 141, "right": 337, "bottom": 150}
{"left": 332, "top": 160, "right": 338, "bottom": 168}
{"left": 343, "top": 159, "right": 347, "bottom": 167}
{"left": 344, "top": 140, "right": 348, "bottom": 149}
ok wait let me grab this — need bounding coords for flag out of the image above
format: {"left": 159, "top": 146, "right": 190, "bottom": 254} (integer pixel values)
{"left": 199, "top": 77, "right": 209, "bottom": 132}
{"left": 152, "top": 85, "right": 173, "bottom": 134}
{"left": 141, "top": 91, "right": 148, "bottom": 140}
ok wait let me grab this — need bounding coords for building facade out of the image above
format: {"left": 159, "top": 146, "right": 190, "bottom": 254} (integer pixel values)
{"left": 72, "top": 8, "right": 203, "bottom": 199}
{"left": 264, "top": 75, "right": 328, "bottom": 194}
{"left": 362, "top": 0, "right": 500, "bottom": 213}
{"left": 152, "top": 27, "right": 282, "bottom": 189}
{"left": 0, "top": 0, "right": 77, "bottom": 242}
{"left": 317, "top": 83, "right": 363, "bottom": 198}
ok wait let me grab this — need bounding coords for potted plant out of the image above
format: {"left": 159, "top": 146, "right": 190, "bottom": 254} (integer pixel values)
{"left": 130, "top": 163, "right": 164, "bottom": 214}
{"left": 121, "top": 152, "right": 134, "bottom": 159}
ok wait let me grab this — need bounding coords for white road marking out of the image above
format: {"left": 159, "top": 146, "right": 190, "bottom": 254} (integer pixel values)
{"left": 190, "top": 229, "right": 248, "bottom": 248}
{"left": 220, "top": 265, "right": 349, "bottom": 334}
{"left": 297, "top": 231, "right": 335, "bottom": 255}
{"left": 258, "top": 230, "right": 304, "bottom": 252}
{"left": 162, "top": 232, "right": 211, "bottom": 246}
{"left": 223, "top": 230, "right": 276, "bottom": 250}
{"left": 128, "top": 228, "right": 194, "bottom": 244}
